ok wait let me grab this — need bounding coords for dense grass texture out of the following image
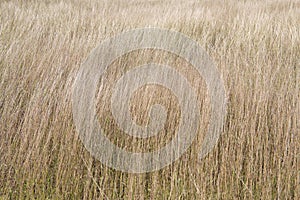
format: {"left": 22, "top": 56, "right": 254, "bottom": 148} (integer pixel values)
{"left": 0, "top": 0, "right": 299, "bottom": 199}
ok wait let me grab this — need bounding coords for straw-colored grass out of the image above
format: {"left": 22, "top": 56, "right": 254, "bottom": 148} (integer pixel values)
{"left": 0, "top": 0, "right": 299, "bottom": 199}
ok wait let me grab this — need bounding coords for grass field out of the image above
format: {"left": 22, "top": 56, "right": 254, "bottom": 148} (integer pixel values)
{"left": 0, "top": 0, "right": 299, "bottom": 199}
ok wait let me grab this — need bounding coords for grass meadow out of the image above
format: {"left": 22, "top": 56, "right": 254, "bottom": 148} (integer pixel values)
{"left": 0, "top": 0, "right": 299, "bottom": 199}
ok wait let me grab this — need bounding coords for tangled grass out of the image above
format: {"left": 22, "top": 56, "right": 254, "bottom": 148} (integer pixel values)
{"left": 0, "top": 0, "right": 299, "bottom": 199}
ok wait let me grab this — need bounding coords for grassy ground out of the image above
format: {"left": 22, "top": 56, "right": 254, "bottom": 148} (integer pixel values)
{"left": 0, "top": 0, "right": 299, "bottom": 199}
